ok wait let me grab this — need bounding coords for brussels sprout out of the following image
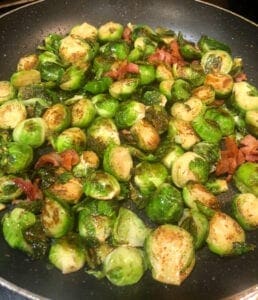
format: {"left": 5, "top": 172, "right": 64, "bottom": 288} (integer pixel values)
{"left": 204, "top": 73, "right": 233, "bottom": 98}
{"left": 172, "top": 64, "right": 205, "bottom": 87}
{"left": 114, "top": 100, "right": 145, "bottom": 129}
{"left": 71, "top": 98, "right": 96, "bottom": 128}
{"left": 70, "top": 22, "right": 98, "bottom": 40}
{"left": 42, "top": 33, "right": 63, "bottom": 53}
{"left": 198, "top": 35, "right": 231, "bottom": 53}
{"left": 84, "top": 171, "right": 120, "bottom": 200}
{"left": 168, "top": 118, "right": 200, "bottom": 150}
{"left": 0, "top": 175, "right": 23, "bottom": 203}
{"left": 73, "top": 150, "right": 99, "bottom": 178}
{"left": 233, "top": 162, "right": 258, "bottom": 197}
{"left": 113, "top": 207, "right": 150, "bottom": 247}
{"left": 49, "top": 233, "right": 86, "bottom": 274}
{"left": 87, "top": 117, "right": 120, "bottom": 155}
{"left": 192, "top": 114, "right": 222, "bottom": 144}
{"left": 2, "top": 207, "right": 36, "bottom": 254}
{"left": 206, "top": 212, "right": 254, "bottom": 256}
{"left": 232, "top": 193, "right": 258, "bottom": 230}
{"left": 103, "top": 144, "right": 133, "bottom": 182}
{"left": 134, "top": 161, "right": 168, "bottom": 195}
{"left": 38, "top": 51, "right": 62, "bottom": 65}
{"left": 47, "top": 173, "right": 83, "bottom": 204}
{"left": 138, "top": 64, "right": 156, "bottom": 85}
{"left": 109, "top": 78, "right": 139, "bottom": 99}
{"left": 100, "top": 41, "right": 129, "bottom": 60}
{"left": 156, "top": 64, "right": 173, "bottom": 82}
{"left": 142, "top": 90, "right": 167, "bottom": 106}
{"left": 134, "top": 37, "right": 156, "bottom": 56}
{"left": 0, "top": 81, "right": 16, "bottom": 103}
{"left": 12, "top": 117, "right": 47, "bottom": 148}
{"left": 84, "top": 77, "right": 112, "bottom": 94}
{"left": 145, "top": 105, "right": 169, "bottom": 134}
{"left": 60, "top": 66, "right": 85, "bottom": 91}
{"left": 59, "top": 35, "right": 95, "bottom": 67}
{"left": 10, "top": 69, "right": 41, "bottom": 88}
{"left": 201, "top": 50, "right": 233, "bottom": 74}
{"left": 103, "top": 246, "right": 146, "bottom": 286}
{"left": 182, "top": 182, "right": 220, "bottom": 210}
{"left": 171, "top": 97, "right": 205, "bottom": 122}
{"left": 98, "top": 21, "right": 124, "bottom": 42}
{"left": 192, "top": 84, "right": 215, "bottom": 105}
{"left": 155, "top": 140, "right": 184, "bottom": 169}
{"left": 155, "top": 27, "right": 176, "bottom": 44}
{"left": 230, "top": 57, "right": 244, "bottom": 78}
{"left": 17, "top": 54, "right": 39, "bottom": 71}
{"left": 159, "top": 79, "right": 174, "bottom": 100}
{"left": 180, "top": 208, "right": 209, "bottom": 250}
{"left": 204, "top": 107, "right": 235, "bottom": 136}
{"left": 51, "top": 127, "right": 87, "bottom": 153}
{"left": 128, "top": 47, "right": 143, "bottom": 62}
{"left": 42, "top": 103, "right": 71, "bottom": 133}
{"left": 78, "top": 209, "right": 113, "bottom": 246}
{"left": 4, "top": 142, "right": 33, "bottom": 174}
{"left": 171, "top": 79, "right": 191, "bottom": 102}
{"left": 205, "top": 178, "right": 228, "bottom": 195}
{"left": 0, "top": 100, "right": 27, "bottom": 129}
{"left": 192, "top": 141, "right": 220, "bottom": 164}
{"left": 40, "top": 62, "right": 65, "bottom": 83}
{"left": 91, "top": 94, "right": 119, "bottom": 118}
{"left": 230, "top": 81, "right": 258, "bottom": 112}
{"left": 145, "top": 224, "right": 195, "bottom": 285}
{"left": 92, "top": 56, "right": 113, "bottom": 78}
{"left": 130, "top": 119, "right": 160, "bottom": 151}
{"left": 131, "top": 24, "right": 156, "bottom": 41}
{"left": 145, "top": 183, "right": 184, "bottom": 224}
{"left": 41, "top": 197, "right": 74, "bottom": 238}
{"left": 172, "top": 151, "right": 210, "bottom": 188}
{"left": 177, "top": 32, "right": 202, "bottom": 60}
{"left": 245, "top": 110, "right": 258, "bottom": 137}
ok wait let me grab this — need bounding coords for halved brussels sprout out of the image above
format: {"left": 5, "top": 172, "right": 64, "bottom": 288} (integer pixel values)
{"left": 198, "top": 35, "right": 231, "bottom": 53}
{"left": 49, "top": 233, "right": 86, "bottom": 274}
{"left": 130, "top": 119, "right": 160, "bottom": 151}
{"left": 60, "top": 66, "right": 85, "bottom": 91}
{"left": 70, "top": 22, "right": 98, "bottom": 40}
{"left": 91, "top": 94, "right": 119, "bottom": 118}
{"left": 145, "top": 105, "right": 169, "bottom": 134}
{"left": 84, "top": 77, "right": 112, "bottom": 94}
{"left": 192, "top": 84, "right": 215, "bottom": 105}
{"left": 84, "top": 171, "right": 120, "bottom": 200}
{"left": 73, "top": 150, "right": 99, "bottom": 178}
{"left": 12, "top": 117, "right": 47, "bottom": 148}
{"left": 0, "top": 175, "right": 23, "bottom": 203}
{"left": 145, "top": 224, "right": 195, "bottom": 285}
{"left": 205, "top": 178, "right": 228, "bottom": 195}
{"left": 51, "top": 127, "right": 87, "bottom": 153}
{"left": 109, "top": 78, "right": 139, "bottom": 99}
{"left": 156, "top": 64, "right": 173, "bottom": 81}
{"left": 17, "top": 54, "right": 39, "bottom": 71}
{"left": 206, "top": 212, "right": 254, "bottom": 256}
{"left": 159, "top": 79, "right": 174, "bottom": 101}
{"left": 172, "top": 151, "right": 210, "bottom": 188}
{"left": 0, "top": 81, "right": 16, "bottom": 103}
{"left": 171, "top": 79, "right": 191, "bottom": 102}
{"left": 41, "top": 197, "right": 74, "bottom": 238}
{"left": 204, "top": 73, "right": 233, "bottom": 98}
{"left": 71, "top": 98, "right": 96, "bottom": 128}
{"left": 232, "top": 193, "right": 258, "bottom": 230}
{"left": 10, "top": 69, "right": 41, "bottom": 88}
{"left": 138, "top": 64, "right": 156, "bottom": 85}
{"left": 192, "top": 141, "right": 220, "bottom": 164}
{"left": 115, "top": 100, "right": 145, "bottom": 129}
{"left": 245, "top": 110, "right": 258, "bottom": 137}
{"left": 145, "top": 183, "right": 184, "bottom": 224}
{"left": 233, "top": 162, "right": 258, "bottom": 197}
{"left": 112, "top": 207, "right": 150, "bottom": 247}
{"left": 172, "top": 64, "right": 205, "bottom": 87}
{"left": 201, "top": 50, "right": 233, "bottom": 74}
{"left": 42, "top": 103, "right": 71, "bottom": 133}
{"left": 142, "top": 90, "right": 167, "bottom": 106}
{"left": 98, "top": 21, "right": 124, "bottom": 42}
{"left": 103, "top": 246, "right": 146, "bottom": 286}
{"left": 0, "top": 100, "right": 27, "bottom": 129}
{"left": 2, "top": 207, "right": 36, "bottom": 254}
{"left": 100, "top": 41, "right": 129, "bottom": 60}
{"left": 134, "top": 161, "right": 168, "bottom": 195}
{"left": 103, "top": 144, "right": 133, "bottom": 182}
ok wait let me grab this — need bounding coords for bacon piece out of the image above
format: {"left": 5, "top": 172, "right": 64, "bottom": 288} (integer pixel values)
{"left": 122, "top": 26, "right": 132, "bottom": 42}
{"left": 169, "top": 40, "right": 185, "bottom": 65}
{"left": 60, "top": 149, "right": 80, "bottom": 171}
{"left": 34, "top": 152, "right": 61, "bottom": 169}
{"left": 234, "top": 72, "right": 247, "bottom": 82}
{"left": 105, "top": 61, "right": 139, "bottom": 80}
{"left": 239, "top": 135, "right": 258, "bottom": 162}
{"left": 12, "top": 178, "right": 43, "bottom": 201}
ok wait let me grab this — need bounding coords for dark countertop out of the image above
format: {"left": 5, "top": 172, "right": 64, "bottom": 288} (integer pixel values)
{"left": 0, "top": 1, "right": 257, "bottom": 299}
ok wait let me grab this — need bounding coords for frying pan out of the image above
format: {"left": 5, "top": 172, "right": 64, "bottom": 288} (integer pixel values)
{"left": 0, "top": 0, "right": 258, "bottom": 299}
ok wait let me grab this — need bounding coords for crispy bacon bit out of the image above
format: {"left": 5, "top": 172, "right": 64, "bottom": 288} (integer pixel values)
{"left": 215, "top": 135, "right": 258, "bottom": 181}
{"left": 35, "top": 152, "right": 61, "bottom": 169}
{"left": 12, "top": 178, "right": 43, "bottom": 201}
{"left": 105, "top": 61, "right": 139, "bottom": 80}
{"left": 211, "top": 99, "right": 225, "bottom": 107}
{"left": 60, "top": 149, "right": 80, "bottom": 171}
{"left": 239, "top": 134, "right": 258, "bottom": 162}
{"left": 148, "top": 41, "right": 185, "bottom": 66}
{"left": 122, "top": 26, "right": 132, "bottom": 42}
{"left": 234, "top": 72, "right": 247, "bottom": 82}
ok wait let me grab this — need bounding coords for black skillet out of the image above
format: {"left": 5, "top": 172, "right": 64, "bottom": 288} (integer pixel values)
{"left": 0, "top": 0, "right": 258, "bottom": 299}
